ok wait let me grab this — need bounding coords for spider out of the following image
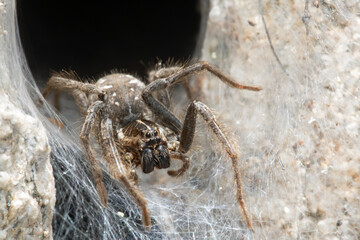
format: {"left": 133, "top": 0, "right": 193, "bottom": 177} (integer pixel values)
{"left": 42, "top": 61, "right": 261, "bottom": 231}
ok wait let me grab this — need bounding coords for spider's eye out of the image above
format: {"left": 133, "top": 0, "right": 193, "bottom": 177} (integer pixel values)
{"left": 145, "top": 132, "right": 151, "bottom": 138}
{"left": 153, "top": 130, "right": 158, "bottom": 136}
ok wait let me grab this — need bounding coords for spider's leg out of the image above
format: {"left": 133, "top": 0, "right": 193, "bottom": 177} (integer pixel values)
{"left": 150, "top": 65, "right": 197, "bottom": 101}
{"left": 43, "top": 74, "right": 103, "bottom": 115}
{"left": 179, "top": 100, "right": 253, "bottom": 230}
{"left": 73, "top": 89, "right": 90, "bottom": 116}
{"left": 44, "top": 74, "right": 103, "bottom": 96}
{"left": 167, "top": 151, "right": 189, "bottom": 177}
{"left": 53, "top": 90, "right": 61, "bottom": 111}
{"left": 80, "top": 101, "right": 108, "bottom": 207}
{"left": 100, "top": 118, "right": 152, "bottom": 230}
{"left": 142, "top": 87, "right": 182, "bottom": 134}
{"left": 142, "top": 61, "right": 261, "bottom": 133}
{"left": 164, "top": 61, "right": 262, "bottom": 91}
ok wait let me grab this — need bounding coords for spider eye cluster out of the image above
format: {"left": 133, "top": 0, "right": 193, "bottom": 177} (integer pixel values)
{"left": 142, "top": 129, "right": 159, "bottom": 139}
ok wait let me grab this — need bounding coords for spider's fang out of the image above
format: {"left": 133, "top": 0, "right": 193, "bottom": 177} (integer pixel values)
{"left": 155, "top": 144, "right": 170, "bottom": 169}
{"left": 141, "top": 148, "right": 154, "bottom": 173}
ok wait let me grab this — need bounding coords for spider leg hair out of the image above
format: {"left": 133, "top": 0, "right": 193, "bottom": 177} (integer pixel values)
{"left": 43, "top": 73, "right": 103, "bottom": 96}
{"left": 167, "top": 151, "right": 190, "bottom": 177}
{"left": 100, "top": 117, "right": 152, "bottom": 230}
{"left": 142, "top": 61, "right": 261, "bottom": 134}
{"left": 179, "top": 100, "right": 254, "bottom": 230}
{"left": 80, "top": 101, "right": 108, "bottom": 207}
{"left": 42, "top": 73, "right": 101, "bottom": 115}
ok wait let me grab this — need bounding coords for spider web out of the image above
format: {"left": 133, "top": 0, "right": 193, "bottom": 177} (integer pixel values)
{"left": 2, "top": 0, "right": 359, "bottom": 239}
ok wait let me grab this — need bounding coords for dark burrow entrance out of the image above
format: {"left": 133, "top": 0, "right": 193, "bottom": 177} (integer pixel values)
{"left": 16, "top": 1, "right": 204, "bottom": 85}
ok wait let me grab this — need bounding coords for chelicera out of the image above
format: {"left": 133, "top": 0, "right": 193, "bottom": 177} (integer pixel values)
{"left": 43, "top": 61, "right": 261, "bottom": 231}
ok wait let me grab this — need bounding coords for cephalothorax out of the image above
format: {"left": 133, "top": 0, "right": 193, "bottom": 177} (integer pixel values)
{"left": 118, "top": 119, "right": 174, "bottom": 173}
{"left": 43, "top": 61, "right": 261, "bottom": 231}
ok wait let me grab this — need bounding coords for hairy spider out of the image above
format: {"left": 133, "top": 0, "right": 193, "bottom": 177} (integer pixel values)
{"left": 43, "top": 61, "right": 261, "bottom": 231}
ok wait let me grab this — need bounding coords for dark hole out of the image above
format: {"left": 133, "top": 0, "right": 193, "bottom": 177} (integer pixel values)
{"left": 16, "top": 0, "right": 202, "bottom": 84}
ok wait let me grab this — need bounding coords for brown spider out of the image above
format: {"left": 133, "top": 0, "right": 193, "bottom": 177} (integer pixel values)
{"left": 43, "top": 61, "right": 261, "bottom": 231}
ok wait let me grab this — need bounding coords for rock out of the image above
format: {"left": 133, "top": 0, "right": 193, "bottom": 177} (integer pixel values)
{"left": 0, "top": 92, "right": 55, "bottom": 240}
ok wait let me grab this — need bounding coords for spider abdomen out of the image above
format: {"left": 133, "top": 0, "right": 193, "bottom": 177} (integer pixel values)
{"left": 93, "top": 74, "right": 151, "bottom": 127}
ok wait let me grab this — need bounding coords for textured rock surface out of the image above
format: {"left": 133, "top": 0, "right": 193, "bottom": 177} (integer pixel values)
{"left": 0, "top": 92, "right": 55, "bottom": 240}
{"left": 200, "top": 0, "right": 360, "bottom": 238}
{"left": 0, "top": 0, "right": 55, "bottom": 239}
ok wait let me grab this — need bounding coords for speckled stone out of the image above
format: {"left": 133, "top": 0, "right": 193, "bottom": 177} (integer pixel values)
{"left": 0, "top": 92, "right": 55, "bottom": 240}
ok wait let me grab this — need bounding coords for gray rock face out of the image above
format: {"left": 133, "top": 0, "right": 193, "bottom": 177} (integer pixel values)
{"left": 0, "top": 0, "right": 55, "bottom": 239}
{"left": 0, "top": 92, "right": 55, "bottom": 240}
{"left": 200, "top": 0, "right": 360, "bottom": 238}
